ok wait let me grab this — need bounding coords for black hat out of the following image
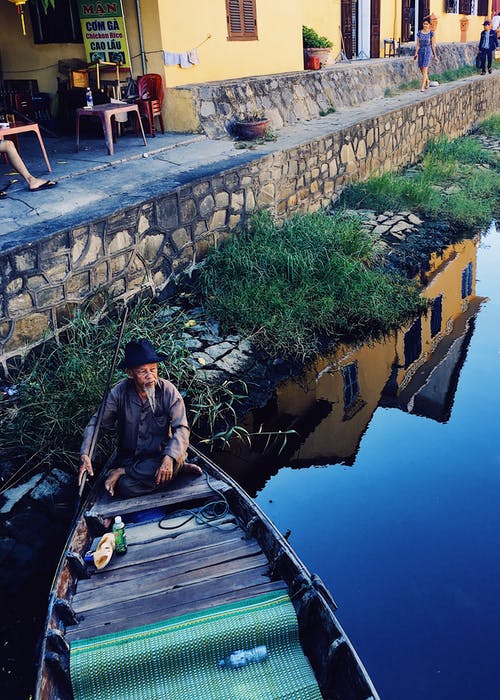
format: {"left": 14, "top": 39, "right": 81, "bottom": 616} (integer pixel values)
{"left": 483, "top": 20, "right": 490, "bottom": 25}
{"left": 118, "top": 339, "right": 168, "bottom": 369}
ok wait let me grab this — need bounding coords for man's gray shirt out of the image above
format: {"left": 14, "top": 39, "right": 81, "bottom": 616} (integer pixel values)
{"left": 80, "top": 378, "right": 190, "bottom": 464}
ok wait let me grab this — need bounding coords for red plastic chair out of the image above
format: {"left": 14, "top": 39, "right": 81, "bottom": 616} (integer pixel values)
{"left": 136, "top": 74, "right": 165, "bottom": 137}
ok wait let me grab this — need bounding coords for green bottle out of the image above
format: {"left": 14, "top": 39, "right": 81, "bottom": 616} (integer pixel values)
{"left": 112, "top": 515, "right": 127, "bottom": 554}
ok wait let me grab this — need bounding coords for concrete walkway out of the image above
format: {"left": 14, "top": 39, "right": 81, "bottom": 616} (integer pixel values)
{"left": 0, "top": 72, "right": 496, "bottom": 252}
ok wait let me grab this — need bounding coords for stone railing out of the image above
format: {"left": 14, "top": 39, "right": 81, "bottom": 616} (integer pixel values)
{"left": 1, "top": 73, "right": 499, "bottom": 369}
{"left": 166, "top": 43, "right": 478, "bottom": 138}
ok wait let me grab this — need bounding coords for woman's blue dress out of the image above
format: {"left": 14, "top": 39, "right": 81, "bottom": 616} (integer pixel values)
{"left": 417, "top": 30, "right": 434, "bottom": 68}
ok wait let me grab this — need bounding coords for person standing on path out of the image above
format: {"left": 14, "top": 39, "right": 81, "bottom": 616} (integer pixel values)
{"left": 491, "top": 12, "right": 500, "bottom": 38}
{"left": 414, "top": 17, "right": 438, "bottom": 92}
{"left": 478, "top": 20, "right": 498, "bottom": 75}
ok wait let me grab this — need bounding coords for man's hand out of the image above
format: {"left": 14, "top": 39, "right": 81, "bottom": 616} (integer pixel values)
{"left": 78, "top": 454, "right": 93, "bottom": 486}
{"left": 155, "top": 455, "right": 174, "bottom": 485}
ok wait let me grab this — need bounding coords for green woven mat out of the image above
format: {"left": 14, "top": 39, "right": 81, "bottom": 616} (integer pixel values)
{"left": 70, "top": 589, "right": 323, "bottom": 700}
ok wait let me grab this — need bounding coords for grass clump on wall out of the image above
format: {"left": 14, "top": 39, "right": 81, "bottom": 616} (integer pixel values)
{"left": 341, "top": 132, "right": 499, "bottom": 229}
{"left": 197, "top": 210, "right": 426, "bottom": 361}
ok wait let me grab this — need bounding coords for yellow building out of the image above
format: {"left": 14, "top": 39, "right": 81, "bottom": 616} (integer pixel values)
{"left": 0, "top": 0, "right": 494, "bottom": 131}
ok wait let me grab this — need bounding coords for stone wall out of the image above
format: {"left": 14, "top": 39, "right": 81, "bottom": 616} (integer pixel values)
{"left": 168, "top": 43, "right": 478, "bottom": 138}
{"left": 1, "top": 74, "right": 499, "bottom": 369}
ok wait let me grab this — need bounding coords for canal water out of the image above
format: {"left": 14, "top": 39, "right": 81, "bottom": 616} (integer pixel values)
{"left": 216, "top": 224, "right": 500, "bottom": 700}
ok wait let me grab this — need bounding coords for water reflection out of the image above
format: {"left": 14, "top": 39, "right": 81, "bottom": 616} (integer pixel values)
{"left": 215, "top": 236, "right": 486, "bottom": 494}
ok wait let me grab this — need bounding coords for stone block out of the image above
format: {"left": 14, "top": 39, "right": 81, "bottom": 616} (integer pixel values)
{"left": 14, "top": 250, "right": 37, "bottom": 273}
{"left": 180, "top": 198, "right": 197, "bottom": 224}
{"left": 231, "top": 191, "right": 244, "bottom": 211}
{"left": 193, "top": 182, "right": 211, "bottom": 198}
{"left": 256, "top": 183, "right": 275, "bottom": 207}
{"left": 36, "top": 285, "right": 65, "bottom": 307}
{"left": 6, "top": 278, "right": 23, "bottom": 294}
{"left": 4, "top": 312, "right": 50, "bottom": 352}
{"left": 138, "top": 233, "right": 164, "bottom": 262}
{"left": 156, "top": 195, "right": 179, "bottom": 229}
{"left": 171, "top": 227, "right": 191, "bottom": 250}
{"left": 66, "top": 271, "right": 90, "bottom": 298}
{"left": 110, "top": 253, "right": 131, "bottom": 277}
{"left": 7, "top": 291, "right": 33, "bottom": 315}
{"left": 228, "top": 214, "right": 241, "bottom": 228}
{"left": 199, "top": 194, "right": 215, "bottom": 217}
{"left": 41, "top": 257, "right": 69, "bottom": 282}
{"left": 210, "top": 209, "right": 227, "bottom": 229}
{"left": 107, "top": 209, "right": 138, "bottom": 235}
{"left": 215, "top": 192, "right": 229, "bottom": 208}
{"left": 93, "top": 261, "right": 109, "bottom": 287}
{"left": 38, "top": 232, "right": 70, "bottom": 261}
{"left": 108, "top": 230, "right": 133, "bottom": 255}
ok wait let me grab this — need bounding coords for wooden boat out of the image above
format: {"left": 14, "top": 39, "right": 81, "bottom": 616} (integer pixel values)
{"left": 34, "top": 445, "right": 379, "bottom": 700}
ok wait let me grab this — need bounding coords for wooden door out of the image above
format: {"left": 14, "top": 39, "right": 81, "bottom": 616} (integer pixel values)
{"left": 341, "top": 0, "right": 353, "bottom": 59}
{"left": 402, "top": 0, "right": 413, "bottom": 42}
{"left": 370, "top": 0, "right": 381, "bottom": 57}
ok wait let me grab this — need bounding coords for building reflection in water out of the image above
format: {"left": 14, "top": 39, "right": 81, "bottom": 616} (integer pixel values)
{"left": 213, "top": 236, "right": 487, "bottom": 495}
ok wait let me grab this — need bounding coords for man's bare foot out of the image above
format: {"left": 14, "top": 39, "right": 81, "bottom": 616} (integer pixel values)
{"left": 105, "top": 467, "right": 125, "bottom": 496}
{"left": 181, "top": 462, "right": 203, "bottom": 477}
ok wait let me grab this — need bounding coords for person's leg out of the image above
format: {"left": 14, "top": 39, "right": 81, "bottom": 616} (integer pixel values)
{"left": 487, "top": 49, "right": 493, "bottom": 72}
{"left": 480, "top": 49, "right": 487, "bottom": 74}
{"left": 0, "top": 139, "right": 56, "bottom": 191}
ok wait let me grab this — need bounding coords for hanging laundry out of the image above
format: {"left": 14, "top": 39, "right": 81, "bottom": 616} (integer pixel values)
{"left": 163, "top": 47, "right": 200, "bottom": 68}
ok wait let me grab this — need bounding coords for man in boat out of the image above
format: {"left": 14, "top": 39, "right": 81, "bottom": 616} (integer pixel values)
{"left": 78, "top": 338, "right": 202, "bottom": 498}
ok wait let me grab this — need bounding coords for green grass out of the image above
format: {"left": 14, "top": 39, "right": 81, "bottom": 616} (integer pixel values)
{"left": 341, "top": 130, "right": 500, "bottom": 229}
{"left": 196, "top": 210, "right": 426, "bottom": 361}
{"left": 477, "top": 114, "right": 500, "bottom": 138}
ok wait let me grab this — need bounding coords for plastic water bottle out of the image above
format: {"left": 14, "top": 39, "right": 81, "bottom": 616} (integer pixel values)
{"left": 85, "top": 87, "right": 93, "bottom": 108}
{"left": 219, "top": 645, "right": 268, "bottom": 669}
{"left": 112, "top": 515, "right": 127, "bottom": 554}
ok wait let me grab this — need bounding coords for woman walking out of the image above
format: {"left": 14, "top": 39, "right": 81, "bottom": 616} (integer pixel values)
{"left": 414, "top": 16, "right": 438, "bottom": 92}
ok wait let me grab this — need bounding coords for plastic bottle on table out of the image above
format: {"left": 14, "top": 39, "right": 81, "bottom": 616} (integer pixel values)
{"left": 85, "top": 87, "right": 93, "bottom": 108}
{"left": 219, "top": 645, "right": 268, "bottom": 669}
{"left": 112, "top": 515, "right": 127, "bottom": 554}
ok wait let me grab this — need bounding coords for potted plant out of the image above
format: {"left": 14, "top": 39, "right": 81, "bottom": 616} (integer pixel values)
{"left": 302, "top": 25, "right": 333, "bottom": 68}
{"left": 233, "top": 111, "right": 270, "bottom": 140}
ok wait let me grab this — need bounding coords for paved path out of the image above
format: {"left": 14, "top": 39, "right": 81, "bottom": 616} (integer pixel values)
{"left": 0, "top": 73, "right": 494, "bottom": 252}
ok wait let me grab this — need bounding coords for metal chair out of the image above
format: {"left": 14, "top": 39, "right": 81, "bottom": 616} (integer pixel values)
{"left": 136, "top": 74, "right": 165, "bottom": 137}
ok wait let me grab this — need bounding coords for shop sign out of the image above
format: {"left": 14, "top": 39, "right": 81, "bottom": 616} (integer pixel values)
{"left": 77, "top": 0, "right": 131, "bottom": 68}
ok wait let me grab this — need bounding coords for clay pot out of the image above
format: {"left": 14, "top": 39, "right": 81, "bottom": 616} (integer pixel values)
{"left": 234, "top": 118, "right": 270, "bottom": 140}
{"left": 304, "top": 47, "right": 331, "bottom": 69}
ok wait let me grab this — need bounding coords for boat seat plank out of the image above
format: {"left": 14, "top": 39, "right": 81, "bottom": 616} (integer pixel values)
{"left": 86, "top": 524, "right": 244, "bottom": 575}
{"left": 76, "top": 537, "right": 261, "bottom": 592}
{"left": 66, "top": 570, "right": 284, "bottom": 641}
{"left": 88, "top": 473, "right": 232, "bottom": 519}
{"left": 72, "top": 550, "right": 269, "bottom": 613}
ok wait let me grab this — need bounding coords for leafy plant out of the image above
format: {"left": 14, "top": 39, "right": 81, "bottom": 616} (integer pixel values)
{"left": 302, "top": 25, "right": 333, "bottom": 49}
{"left": 237, "top": 110, "right": 268, "bottom": 123}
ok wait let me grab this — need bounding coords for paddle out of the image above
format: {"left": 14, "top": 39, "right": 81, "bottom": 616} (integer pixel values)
{"left": 78, "top": 305, "right": 129, "bottom": 498}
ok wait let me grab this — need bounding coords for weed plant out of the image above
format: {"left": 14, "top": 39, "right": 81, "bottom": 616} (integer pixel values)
{"left": 0, "top": 296, "right": 246, "bottom": 476}
{"left": 341, "top": 132, "right": 499, "bottom": 229}
{"left": 477, "top": 114, "right": 500, "bottom": 138}
{"left": 196, "top": 211, "right": 425, "bottom": 361}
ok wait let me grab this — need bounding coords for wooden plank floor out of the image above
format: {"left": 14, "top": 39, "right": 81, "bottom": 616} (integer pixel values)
{"left": 66, "top": 506, "right": 285, "bottom": 642}
{"left": 88, "top": 472, "right": 232, "bottom": 519}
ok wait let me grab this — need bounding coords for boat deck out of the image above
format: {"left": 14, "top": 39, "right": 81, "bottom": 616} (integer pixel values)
{"left": 66, "top": 473, "right": 284, "bottom": 642}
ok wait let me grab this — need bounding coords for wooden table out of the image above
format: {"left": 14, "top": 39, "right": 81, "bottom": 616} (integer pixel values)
{"left": 75, "top": 103, "right": 147, "bottom": 156}
{"left": 0, "top": 121, "right": 52, "bottom": 172}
